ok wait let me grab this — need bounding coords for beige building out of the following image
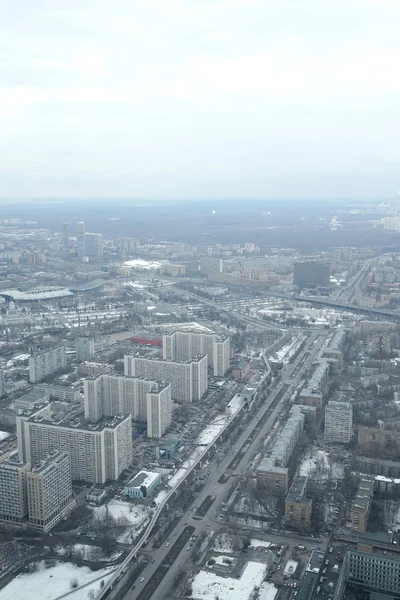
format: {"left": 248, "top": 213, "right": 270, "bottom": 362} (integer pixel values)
{"left": 124, "top": 354, "right": 208, "bottom": 403}
{"left": 285, "top": 475, "right": 312, "bottom": 530}
{"left": 358, "top": 427, "right": 400, "bottom": 453}
{"left": 27, "top": 451, "right": 75, "bottom": 532}
{"left": 351, "top": 477, "right": 374, "bottom": 533}
{"left": 0, "top": 452, "right": 31, "bottom": 524}
{"left": 256, "top": 409, "right": 304, "bottom": 495}
{"left": 162, "top": 331, "right": 230, "bottom": 377}
{"left": 324, "top": 401, "right": 353, "bottom": 444}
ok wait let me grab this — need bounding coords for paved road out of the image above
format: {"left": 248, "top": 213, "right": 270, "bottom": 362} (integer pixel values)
{"left": 123, "top": 332, "right": 324, "bottom": 600}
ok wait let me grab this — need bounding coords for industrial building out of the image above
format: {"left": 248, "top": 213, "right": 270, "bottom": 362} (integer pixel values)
{"left": 293, "top": 261, "right": 330, "bottom": 290}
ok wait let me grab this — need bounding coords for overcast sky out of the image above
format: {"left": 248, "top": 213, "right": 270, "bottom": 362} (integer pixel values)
{"left": 1, "top": 0, "right": 399, "bottom": 200}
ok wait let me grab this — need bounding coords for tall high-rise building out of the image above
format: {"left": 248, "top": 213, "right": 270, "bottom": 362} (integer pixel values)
{"left": 76, "top": 337, "right": 95, "bottom": 362}
{"left": 147, "top": 384, "right": 172, "bottom": 438}
{"left": 293, "top": 261, "right": 330, "bottom": 289}
{"left": 162, "top": 331, "right": 230, "bottom": 376}
{"left": 17, "top": 405, "right": 132, "bottom": 484}
{"left": 76, "top": 221, "right": 86, "bottom": 259}
{"left": 61, "top": 221, "right": 69, "bottom": 258}
{"left": 85, "top": 233, "right": 103, "bottom": 259}
{"left": 0, "top": 452, "right": 31, "bottom": 524}
{"left": 124, "top": 354, "right": 208, "bottom": 403}
{"left": 26, "top": 451, "right": 75, "bottom": 532}
{"left": 120, "top": 238, "right": 139, "bottom": 258}
{"left": 324, "top": 401, "right": 353, "bottom": 444}
{"left": 28, "top": 346, "right": 67, "bottom": 383}
{"left": 84, "top": 374, "right": 171, "bottom": 437}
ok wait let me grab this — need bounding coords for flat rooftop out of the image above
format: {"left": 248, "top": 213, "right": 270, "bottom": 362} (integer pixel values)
{"left": 126, "top": 470, "right": 160, "bottom": 488}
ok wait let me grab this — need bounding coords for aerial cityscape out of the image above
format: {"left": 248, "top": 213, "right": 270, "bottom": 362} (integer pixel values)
{"left": 1, "top": 196, "right": 400, "bottom": 600}
{"left": 1, "top": 1, "right": 400, "bottom": 599}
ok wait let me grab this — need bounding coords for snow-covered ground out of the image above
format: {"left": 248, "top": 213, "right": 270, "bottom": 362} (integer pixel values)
{"left": 227, "top": 394, "right": 245, "bottom": 415}
{"left": 191, "top": 561, "right": 267, "bottom": 600}
{"left": 299, "top": 449, "right": 344, "bottom": 480}
{"left": 91, "top": 501, "right": 151, "bottom": 543}
{"left": 56, "top": 544, "right": 122, "bottom": 562}
{"left": 124, "top": 259, "right": 163, "bottom": 270}
{"left": 259, "top": 582, "right": 278, "bottom": 600}
{"left": 250, "top": 539, "right": 271, "bottom": 549}
{"left": 0, "top": 560, "right": 114, "bottom": 600}
{"left": 0, "top": 430, "right": 10, "bottom": 442}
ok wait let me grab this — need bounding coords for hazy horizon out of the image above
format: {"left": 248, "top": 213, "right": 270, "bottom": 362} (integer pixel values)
{"left": 1, "top": 0, "right": 399, "bottom": 200}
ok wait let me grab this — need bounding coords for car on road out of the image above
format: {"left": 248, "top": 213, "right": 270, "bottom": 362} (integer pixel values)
{"left": 140, "top": 578, "right": 145, "bottom": 583}
{"left": 166, "top": 542, "right": 169, "bottom": 547}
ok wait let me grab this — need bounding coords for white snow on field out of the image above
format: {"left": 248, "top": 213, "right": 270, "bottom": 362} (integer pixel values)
{"left": 91, "top": 501, "right": 150, "bottom": 543}
{"left": 56, "top": 544, "right": 122, "bottom": 562}
{"left": 213, "top": 533, "right": 234, "bottom": 553}
{"left": 0, "top": 560, "right": 114, "bottom": 600}
{"left": 0, "top": 430, "right": 10, "bottom": 442}
{"left": 124, "top": 259, "right": 163, "bottom": 270}
{"left": 191, "top": 561, "right": 267, "bottom": 600}
{"left": 299, "top": 449, "right": 344, "bottom": 480}
{"left": 250, "top": 539, "right": 271, "bottom": 549}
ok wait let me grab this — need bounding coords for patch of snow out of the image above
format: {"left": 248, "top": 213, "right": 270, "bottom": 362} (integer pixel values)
{"left": 209, "top": 555, "right": 233, "bottom": 566}
{"left": 191, "top": 561, "right": 267, "bottom": 600}
{"left": 212, "top": 533, "right": 235, "bottom": 554}
{"left": 91, "top": 501, "right": 150, "bottom": 543}
{"left": 227, "top": 394, "right": 245, "bottom": 415}
{"left": 250, "top": 539, "right": 271, "bottom": 549}
{"left": 0, "top": 430, "right": 10, "bottom": 442}
{"left": 0, "top": 560, "right": 114, "bottom": 600}
{"left": 259, "top": 582, "right": 278, "bottom": 600}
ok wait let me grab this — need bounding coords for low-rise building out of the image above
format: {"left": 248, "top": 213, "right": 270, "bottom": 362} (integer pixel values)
{"left": 351, "top": 477, "right": 374, "bottom": 533}
{"left": 124, "top": 471, "right": 161, "bottom": 499}
{"left": 156, "top": 435, "right": 182, "bottom": 460}
{"left": 285, "top": 475, "right": 312, "bottom": 530}
{"left": 232, "top": 358, "right": 251, "bottom": 380}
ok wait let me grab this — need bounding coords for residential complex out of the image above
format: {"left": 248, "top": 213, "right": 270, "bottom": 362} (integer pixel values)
{"left": 284, "top": 475, "right": 312, "bottom": 530}
{"left": 256, "top": 408, "right": 304, "bottom": 495}
{"left": 26, "top": 451, "right": 75, "bottom": 532}
{"left": 162, "top": 331, "right": 230, "bottom": 376}
{"left": 351, "top": 477, "right": 374, "bottom": 533}
{"left": 76, "top": 337, "right": 95, "bottom": 362}
{"left": 0, "top": 453, "right": 31, "bottom": 524}
{"left": 28, "top": 346, "right": 67, "bottom": 383}
{"left": 17, "top": 404, "right": 132, "bottom": 484}
{"left": 324, "top": 401, "right": 353, "bottom": 444}
{"left": 84, "top": 373, "right": 172, "bottom": 438}
{"left": 124, "top": 354, "right": 208, "bottom": 403}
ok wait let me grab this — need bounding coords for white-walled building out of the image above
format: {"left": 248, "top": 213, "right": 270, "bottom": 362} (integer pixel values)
{"left": 124, "top": 354, "right": 207, "bottom": 403}
{"left": 147, "top": 384, "right": 172, "bottom": 438}
{"left": 17, "top": 406, "right": 132, "bottom": 484}
{"left": 162, "top": 331, "right": 230, "bottom": 376}
{"left": 324, "top": 400, "right": 353, "bottom": 444}
{"left": 26, "top": 451, "right": 75, "bottom": 532}
{"left": 0, "top": 452, "right": 31, "bottom": 524}
{"left": 28, "top": 346, "right": 67, "bottom": 383}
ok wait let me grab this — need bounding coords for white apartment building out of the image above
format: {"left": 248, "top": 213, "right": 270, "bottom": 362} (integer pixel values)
{"left": 76, "top": 337, "right": 95, "bottom": 362}
{"left": 324, "top": 400, "right": 353, "bottom": 444}
{"left": 162, "top": 331, "right": 230, "bottom": 376}
{"left": 0, "top": 452, "right": 31, "bottom": 524}
{"left": 381, "top": 217, "right": 400, "bottom": 231}
{"left": 26, "top": 451, "right": 75, "bottom": 532}
{"left": 17, "top": 406, "right": 132, "bottom": 484}
{"left": 28, "top": 346, "right": 67, "bottom": 383}
{"left": 146, "top": 384, "right": 172, "bottom": 438}
{"left": 124, "top": 354, "right": 208, "bottom": 403}
{"left": 84, "top": 374, "right": 171, "bottom": 438}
